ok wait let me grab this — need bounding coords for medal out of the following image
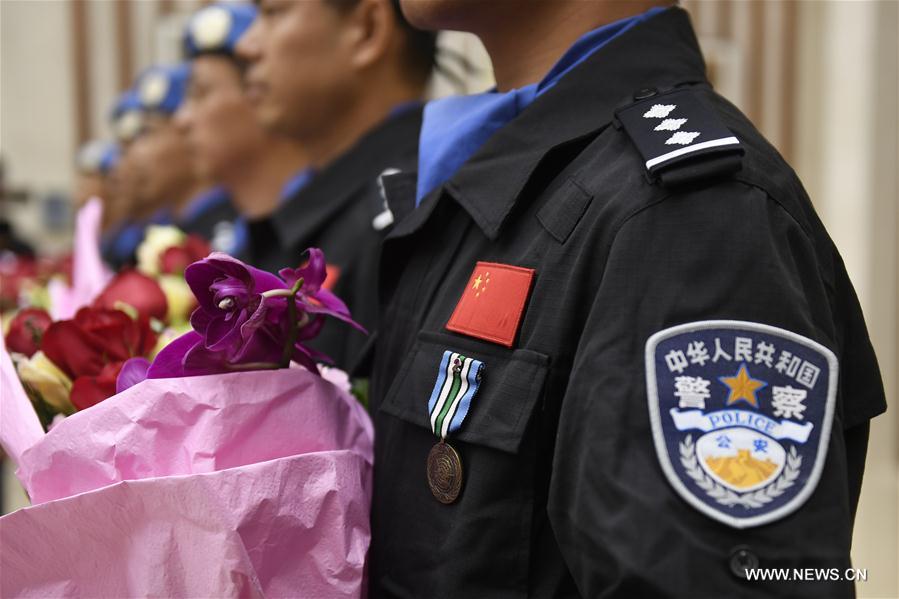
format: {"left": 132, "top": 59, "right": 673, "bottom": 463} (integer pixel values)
{"left": 427, "top": 440, "right": 463, "bottom": 504}
{"left": 425, "top": 351, "right": 485, "bottom": 504}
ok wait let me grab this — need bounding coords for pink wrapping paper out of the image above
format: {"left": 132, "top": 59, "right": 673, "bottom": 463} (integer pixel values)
{"left": 48, "top": 197, "right": 112, "bottom": 320}
{"left": 2, "top": 365, "right": 374, "bottom": 597}
{"left": 1, "top": 451, "right": 370, "bottom": 598}
{"left": 0, "top": 326, "right": 44, "bottom": 463}
{"left": 18, "top": 368, "right": 373, "bottom": 504}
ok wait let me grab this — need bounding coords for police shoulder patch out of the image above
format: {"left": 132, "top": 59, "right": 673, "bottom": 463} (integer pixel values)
{"left": 645, "top": 320, "right": 838, "bottom": 529}
{"left": 616, "top": 88, "right": 744, "bottom": 186}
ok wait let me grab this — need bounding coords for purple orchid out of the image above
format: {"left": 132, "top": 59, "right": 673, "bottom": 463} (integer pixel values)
{"left": 116, "top": 357, "right": 151, "bottom": 394}
{"left": 117, "top": 249, "right": 364, "bottom": 390}
{"left": 278, "top": 248, "right": 365, "bottom": 366}
{"left": 182, "top": 252, "right": 288, "bottom": 369}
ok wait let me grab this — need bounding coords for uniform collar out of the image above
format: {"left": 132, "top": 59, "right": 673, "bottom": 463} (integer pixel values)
{"left": 415, "top": 6, "right": 665, "bottom": 205}
{"left": 181, "top": 186, "right": 229, "bottom": 224}
{"left": 149, "top": 208, "right": 174, "bottom": 225}
{"left": 271, "top": 104, "right": 423, "bottom": 252}
{"left": 279, "top": 168, "right": 315, "bottom": 204}
{"left": 393, "top": 7, "right": 707, "bottom": 242}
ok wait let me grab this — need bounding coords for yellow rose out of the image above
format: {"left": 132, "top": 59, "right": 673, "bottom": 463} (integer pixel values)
{"left": 149, "top": 324, "right": 192, "bottom": 359}
{"left": 157, "top": 274, "right": 196, "bottom": 325}
{"left": 17, "top": 351, "right": 75, "bottom": 415}
{"left": 137, "top": 225, "right": 186, "bottom": 276}
{"left": 23, "top": 282, "right": 52, "bottom": 311}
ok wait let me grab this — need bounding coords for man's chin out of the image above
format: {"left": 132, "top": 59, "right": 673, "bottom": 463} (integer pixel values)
{"left": 255, "top": 105, "right": 286, "bottom": 136}
{"left": 398, "top": 0, "right": 467, "bottom": 32}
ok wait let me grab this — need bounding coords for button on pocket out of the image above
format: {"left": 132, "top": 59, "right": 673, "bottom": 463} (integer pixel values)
{"left": 728, "top": 545, "right": 760, "bottom": 579}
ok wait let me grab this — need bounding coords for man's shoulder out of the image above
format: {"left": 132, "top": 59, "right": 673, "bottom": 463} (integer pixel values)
{"left": 562, "top": 85, "right": 820, "bottom": 246}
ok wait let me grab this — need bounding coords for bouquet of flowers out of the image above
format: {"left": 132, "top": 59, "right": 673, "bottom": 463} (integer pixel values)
{"left": 133, "top": 223, "right": 212, "bottom": 327}
{"left": 1, "top": 249, "right": 373, "bottom": 598}
{"left": 3, "top": 211, "right": 221, "bottom": 427}
{"left": 5, "top": 265, "right": 172, "bottom": 421}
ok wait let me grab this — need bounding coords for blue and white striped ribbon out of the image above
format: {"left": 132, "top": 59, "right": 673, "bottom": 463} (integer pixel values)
{"left": 427, "top": 350, "right": 485, "bottom": 439}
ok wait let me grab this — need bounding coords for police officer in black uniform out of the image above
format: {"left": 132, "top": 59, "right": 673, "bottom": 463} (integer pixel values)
{"left": 369, "top": 2, "right": 886, "bottom": 597}
{"left": 236, "top": 0, "right": 436, "bottom": 371}
{"left": 102, "top": 90, "right": 147, "bottom": 268}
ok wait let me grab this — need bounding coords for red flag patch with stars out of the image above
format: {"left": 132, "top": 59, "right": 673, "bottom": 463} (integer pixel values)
{"left": 446, "top": 261, "right": 535, "bottom": 348}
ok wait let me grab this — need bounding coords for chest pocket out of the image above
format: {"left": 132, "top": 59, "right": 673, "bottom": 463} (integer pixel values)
{"left": 379, "top": 330, "right": 550, "bottom": 453}
{"left": 374, "top": 331, "right": 551, "bottom": 596}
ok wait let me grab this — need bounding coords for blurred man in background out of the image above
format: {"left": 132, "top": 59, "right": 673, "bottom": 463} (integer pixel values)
{"left": 236, "top": 0, "right": 437, "bottom": 371}
{"left": 176, "top": 2, "right": 308, "bottom": 258}
{"left": 101, "top": 90, "right": 146, "bottom": 268}
{"left": 73, "top": 140, "right": 118, "bottom": 211}
{"left": 0, "top": 156, "right": 34, "bottom": 257}
{"left": 130, "top": 66, "right": 211, "bottom": 229}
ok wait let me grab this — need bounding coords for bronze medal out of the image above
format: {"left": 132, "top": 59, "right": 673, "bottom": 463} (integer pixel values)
{"left": 427, "top": 440, "right": 463, "bottom": 504}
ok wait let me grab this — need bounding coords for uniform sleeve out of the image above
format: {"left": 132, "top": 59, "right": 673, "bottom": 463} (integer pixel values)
{"left": 547, "top": 181, "right": 881, "bottom": 598}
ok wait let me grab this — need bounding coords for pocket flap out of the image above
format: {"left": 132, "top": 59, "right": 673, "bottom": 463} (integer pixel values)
{"left": 379, "top": 331, "right": 549, "bottom": 453}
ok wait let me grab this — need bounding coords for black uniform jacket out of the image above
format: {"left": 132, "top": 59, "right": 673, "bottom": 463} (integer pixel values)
{"left": 246, "top": 106, "right": 422, "bottom": 371}
{"left": 179, "top": 192, "right": 238, "bottom": 251}
{"left": 369, "top": 8, "right": 885, "bottom": 599}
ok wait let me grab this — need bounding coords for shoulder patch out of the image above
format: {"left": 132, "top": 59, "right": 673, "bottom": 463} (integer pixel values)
{"left": 616, "top": 89, "right": 744, "bottom": 186}
{"left": 645, "top": 320, "right": 838, "bottom": 529}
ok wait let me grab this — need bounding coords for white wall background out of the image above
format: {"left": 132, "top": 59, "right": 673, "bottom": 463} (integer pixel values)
{"left": 795, "top": 3, "right": 899, "bottom": 596}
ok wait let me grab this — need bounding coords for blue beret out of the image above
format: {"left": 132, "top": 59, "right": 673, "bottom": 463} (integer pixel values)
{"left": 99, "top": 143, "right": 121, "bottom": 174}
{"left": 183, "top": 3, "right": 257, "bottom": 58}
{"left": 110, "top": 90, "right": 140, "bottom": 120}
{"left": 110, "top": 90, "right": 144, "bottom": 142}
{"left": 76, "top": 140, "right": 112, "bottom": 174}
{"left": 135, "top": 63, "right": 191, "bottom": 115}
{"left": 76, "top": 141, "right": 119, "bottom": 175}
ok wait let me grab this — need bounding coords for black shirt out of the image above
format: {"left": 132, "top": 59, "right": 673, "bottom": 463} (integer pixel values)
{"left": 369, "top": 8, "right": 885, "bottom": 598}
{"left": 246, "top": 106, "right": 423, "bottom": 372}
{"left": 179, "top": 190, "right": 238, "bottom": 252}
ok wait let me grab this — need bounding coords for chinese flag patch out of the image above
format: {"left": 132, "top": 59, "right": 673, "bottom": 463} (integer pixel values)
{"left": 446, "top": 261, "right": 535, "bottom": 348}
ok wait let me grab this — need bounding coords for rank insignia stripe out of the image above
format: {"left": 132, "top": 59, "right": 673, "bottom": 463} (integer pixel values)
{"left": 644, "top": 320, "right": 838, "bottom": 529}
{"left": 446, "top": 261, "right": 535, "bottom": 348}
{"left": 616, "top": 89, "right": 744, "bottom": 180}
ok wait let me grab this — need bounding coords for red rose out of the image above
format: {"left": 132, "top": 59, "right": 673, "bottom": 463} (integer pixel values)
{"left": 4, "top": 308, "right": 52, "bottom": 357}
{"left": 160, "top": 235, "right": 210, "bottom": 275}
{"left": 39, "top": 253, "right": 73, "bottom": 283}
{"left": 0, "top": 257, "right": 38, "bottom": 311}
{"left": 94, "top": 270, "right": 168, "bottom": 321}
{"left": 41, "top": 307, "right": 158, "bottom": 410}
{"left": 42, "top": 307, "right": 157, "bottom": 378}
{"left": 70, "top": 361, "right": 122, "bottom": 411}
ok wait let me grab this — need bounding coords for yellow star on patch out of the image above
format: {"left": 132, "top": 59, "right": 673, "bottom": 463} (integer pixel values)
{"left": 719, "top": 364, "right": 767, "bottom": 408}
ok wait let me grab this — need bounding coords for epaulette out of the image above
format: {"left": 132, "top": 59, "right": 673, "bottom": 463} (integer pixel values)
{"left": 615, "top": 87, "right": 744, "bottom": 187}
